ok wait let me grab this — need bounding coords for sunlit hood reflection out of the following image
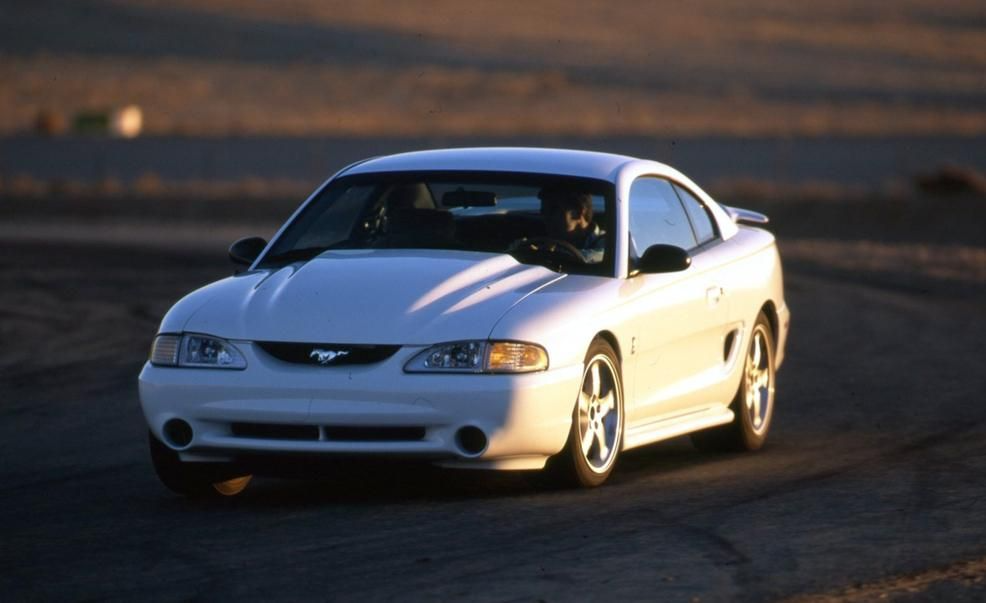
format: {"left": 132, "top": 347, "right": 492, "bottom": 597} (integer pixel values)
{"left": 180, "top": 249, "right": 565, "bottom": 344}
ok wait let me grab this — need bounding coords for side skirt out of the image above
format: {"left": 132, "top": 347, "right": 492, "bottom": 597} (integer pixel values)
{"left": 623, "top": 406, "right": 734, "bottom": 450}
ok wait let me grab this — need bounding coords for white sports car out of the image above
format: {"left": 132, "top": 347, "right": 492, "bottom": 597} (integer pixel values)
{"left": 139, "top": 147, "right": 790, "bottom": 496}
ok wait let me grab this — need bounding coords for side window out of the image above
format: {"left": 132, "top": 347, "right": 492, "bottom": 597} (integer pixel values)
{"left": 673, "top": 184, "right": 717, "bottom": 245}
{"left": 628, "top": 177, "right": 696, "bottom": 256}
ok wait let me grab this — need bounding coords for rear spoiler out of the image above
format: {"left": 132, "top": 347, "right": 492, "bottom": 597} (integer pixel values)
{"left": 722, "top": 205, "right": 769, "bottom": 226}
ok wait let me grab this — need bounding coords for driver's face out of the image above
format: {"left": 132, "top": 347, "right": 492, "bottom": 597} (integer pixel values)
{"left": 543, "top": 202, "right": 590, "bottom": 241}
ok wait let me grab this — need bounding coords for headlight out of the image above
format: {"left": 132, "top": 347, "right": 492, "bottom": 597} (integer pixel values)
{"left": 404, "top": 340, "right": 548, "bottom": 374}
{"left": 149, "top": 334, "right": 247, "bottom": 369}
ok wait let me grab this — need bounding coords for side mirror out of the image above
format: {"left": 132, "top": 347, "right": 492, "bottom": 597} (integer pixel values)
{"left": 229, "top": 236, "right": 267, "bottom": 268}
{"left": 635, "top": 244, "right": 691, "bottom": 274}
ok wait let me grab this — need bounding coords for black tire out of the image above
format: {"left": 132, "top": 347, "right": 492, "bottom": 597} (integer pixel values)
{"left": 549, "top": 338, "right": 624, "bottom": 488}
{"left": 691, "top": 312, "right": 776, "bottom": 452}
{"left": 148, "top": 432, "right": 252, "bottom": 498}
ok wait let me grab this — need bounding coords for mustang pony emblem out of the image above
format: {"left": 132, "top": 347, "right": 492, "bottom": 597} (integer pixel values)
{"left": 309, "top": 349, "right": 350, "bottom": 365}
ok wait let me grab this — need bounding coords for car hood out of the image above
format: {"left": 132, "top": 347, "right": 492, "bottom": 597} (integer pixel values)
{"left": 177, "top": 249, "right": 564, "bottom": 344}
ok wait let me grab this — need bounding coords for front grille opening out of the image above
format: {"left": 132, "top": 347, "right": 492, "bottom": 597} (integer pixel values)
{"left": 256, "top": 342, "right": 401, "bottom": 366}
{"left": 231, "top": 422, "right": 320, "bottom": 441}
{"left": 323, "top": 426, "right": 426, "bottom": 442}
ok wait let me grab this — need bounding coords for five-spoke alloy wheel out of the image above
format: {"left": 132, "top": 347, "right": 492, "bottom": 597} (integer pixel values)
{"left": 552, "top": 338, "right": 624, "bottom": 487}
{"left": 744, "top": 321, "right": 774, "bottom": 438}
{"left": 692, "top": 311, "right": 776, "bottom": 452}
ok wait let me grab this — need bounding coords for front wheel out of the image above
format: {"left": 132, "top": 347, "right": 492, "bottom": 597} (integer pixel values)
{"left": 148, "top": 432, "right": 253, "bottom": 498}
{"left": 550, "top": 339, "right": 624, "bottom": 487}
{"left": 691, "top": 312, "right": 776, "bottom": 452}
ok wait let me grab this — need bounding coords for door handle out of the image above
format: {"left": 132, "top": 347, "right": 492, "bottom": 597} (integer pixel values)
{"left": 706, "top": 286, "right": 723, "bottom": 307}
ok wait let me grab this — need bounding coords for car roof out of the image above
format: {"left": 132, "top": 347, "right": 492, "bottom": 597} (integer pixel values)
{"left": 343, "top": 147, "right": 646, "bottom": 181}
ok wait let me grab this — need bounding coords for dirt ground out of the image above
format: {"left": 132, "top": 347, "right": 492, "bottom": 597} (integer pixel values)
{"left": 0, "top": 190, "right": 984, "bottom": 601}
{"left": 2, "top": 0, "right": 984, "bottom": 137}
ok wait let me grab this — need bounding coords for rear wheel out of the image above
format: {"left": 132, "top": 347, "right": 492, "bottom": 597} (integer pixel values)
{"left": 691, "top": 312, "right": 776, "bottom": 452}
{"left": 550, "top": 339, "right": 624, "bottom": 487}
{"left": 148, "top": 432, "right": 252, "bottom": 498}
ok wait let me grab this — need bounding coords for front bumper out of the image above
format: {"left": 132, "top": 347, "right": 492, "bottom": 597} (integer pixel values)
{"left": 138, "top": 342, "right": 582, "bottom": 470}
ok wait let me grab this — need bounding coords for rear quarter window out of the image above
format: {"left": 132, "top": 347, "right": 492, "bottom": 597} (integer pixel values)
{"left": 673, "top": 184, "right": 718, "bottom": 245}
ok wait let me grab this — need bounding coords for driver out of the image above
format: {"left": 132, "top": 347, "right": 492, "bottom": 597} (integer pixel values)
{"left": 538, "top": 184, "right": 606, "bottom": 263}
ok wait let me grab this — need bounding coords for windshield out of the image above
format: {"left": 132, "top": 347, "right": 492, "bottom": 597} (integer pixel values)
{"left": 260, "top": 171, "right": 616, "bottom": 275}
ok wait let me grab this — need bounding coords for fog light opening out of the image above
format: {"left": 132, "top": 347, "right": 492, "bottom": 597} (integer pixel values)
{"left": 163, "top": 418, "right": 194, "bottom": 449}
{"left": 455, "top": 426, "right": 488, "bottom": 457}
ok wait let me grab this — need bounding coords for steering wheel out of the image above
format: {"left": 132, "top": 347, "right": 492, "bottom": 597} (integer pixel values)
{"left": 508, "top": 236, "right": 587, "bottom": 265}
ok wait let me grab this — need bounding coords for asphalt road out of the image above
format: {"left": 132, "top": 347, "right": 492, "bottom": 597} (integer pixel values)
{"left": 1, "top": 238, "right": 984, "bottom": 602}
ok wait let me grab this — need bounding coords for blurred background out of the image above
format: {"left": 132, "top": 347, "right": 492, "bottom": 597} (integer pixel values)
{"left": 2, "top": 3, "right": 985, "bottom": 188}
{"left": 3, "top": 0, "right": 984, "bottom": 284}
{"left": 2, "top": 0, "right": 984, "bottom": 332}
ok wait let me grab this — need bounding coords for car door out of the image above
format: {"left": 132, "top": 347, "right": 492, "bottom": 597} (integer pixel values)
{"left": 624, "top": 177, "right": 729, "bottom": 425}
{"left": 671, "top": 182, "right": 737, "bottom": 398}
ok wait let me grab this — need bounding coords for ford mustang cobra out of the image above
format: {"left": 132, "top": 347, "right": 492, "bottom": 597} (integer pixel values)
{"left": 139, "top": 147, "right": 790, "bottom": 496}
